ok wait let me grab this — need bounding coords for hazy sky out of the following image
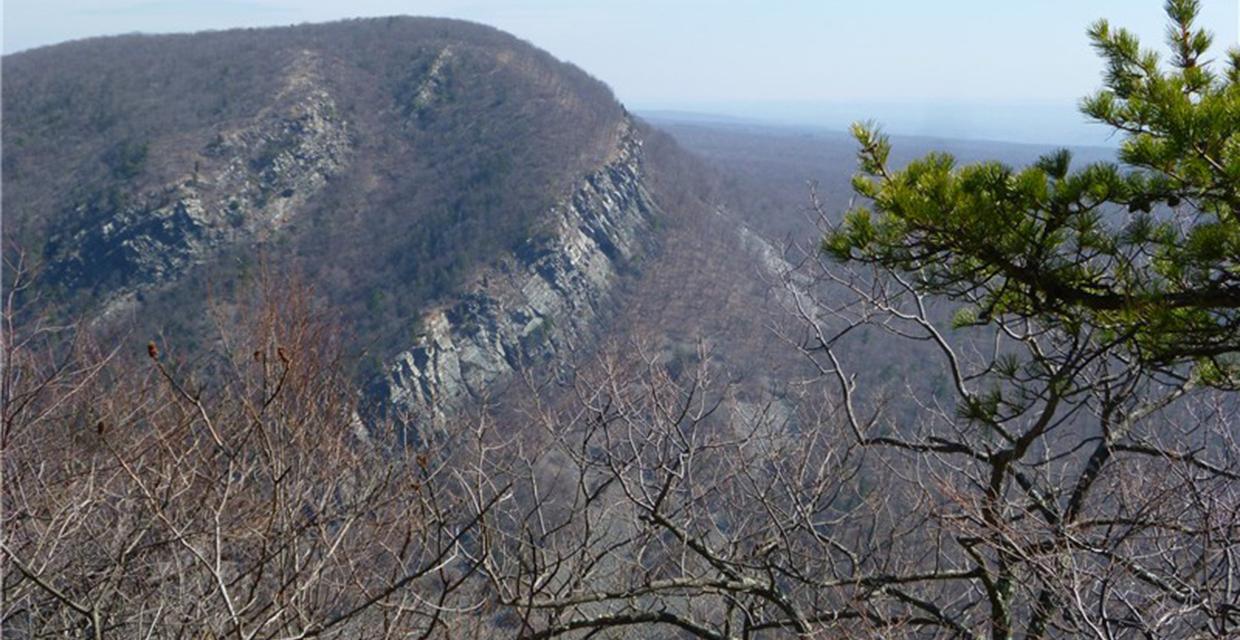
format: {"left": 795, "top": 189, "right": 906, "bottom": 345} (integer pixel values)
{"left": 5, "top": 1, "right": 1239, "bottom": 144}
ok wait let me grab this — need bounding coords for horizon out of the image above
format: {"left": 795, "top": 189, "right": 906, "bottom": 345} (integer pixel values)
{"left": 633, "top": 99, "right": 1124, "bottom": 147}
{"left": 4, "top": 1, "right": 1239, "bottom": 146}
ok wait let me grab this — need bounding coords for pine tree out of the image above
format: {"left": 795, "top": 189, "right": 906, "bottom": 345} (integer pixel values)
{"left": 797, "top": 2, "right": 1240, "bottom": 635}
{"left": 829, "top": 0, "right": 1240, "bottom": 385}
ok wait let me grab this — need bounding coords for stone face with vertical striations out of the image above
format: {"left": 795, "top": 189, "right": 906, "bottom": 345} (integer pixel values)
{"left": 380, "top": 118, "right": 658, "bottom": 431}
{"left": 42, "top": 50, "right": 351, "bottom": 309}
{"left": 7, "top": 19, "right": 793, "bottom": 447}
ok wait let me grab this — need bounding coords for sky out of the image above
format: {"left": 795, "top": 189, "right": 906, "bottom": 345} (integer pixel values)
{"left": 4, "top": 1, "right": 1239, "bottom": 145}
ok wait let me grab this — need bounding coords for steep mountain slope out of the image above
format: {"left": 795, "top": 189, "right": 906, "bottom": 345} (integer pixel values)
{"left": 378, "top": 120, "right": 662, "bottom": 425}
{"left": 5, "top": 19, "right": 620, "bottom": 328}
{"left": 3, "top": 18, "right": 802, "bottom": 435}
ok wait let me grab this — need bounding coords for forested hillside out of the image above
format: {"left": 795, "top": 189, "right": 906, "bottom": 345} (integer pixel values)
{"left": 3, "top": 18, "right": 624, "bottom": 357}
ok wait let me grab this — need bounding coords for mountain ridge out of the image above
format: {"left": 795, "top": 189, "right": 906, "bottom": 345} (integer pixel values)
{"left": 3, "top": 17, "right": 792, "bottom": 435}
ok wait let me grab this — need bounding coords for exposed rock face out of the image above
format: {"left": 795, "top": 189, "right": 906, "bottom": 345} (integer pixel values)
{"left": 10, "top": 22, "right": 703, "bottom": 443}
{"left": 380, "top": 118, "right": 659, "bottom": 430}
{"left": 402, "top": 47, "right": 455, "bottom": 127}
{"left": 43, "top": 51, "right": 350, "bottom": 301}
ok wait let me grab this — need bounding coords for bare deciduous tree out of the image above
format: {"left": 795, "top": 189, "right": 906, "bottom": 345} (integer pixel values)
{"left": 444, "top": 234, "right": 1238, "bottom": 639}
{"left": 2, "top": 260, "right": 503, "bottom": 638}
{"left": 772, "top": 193, "right": 1240, "bottom": 637}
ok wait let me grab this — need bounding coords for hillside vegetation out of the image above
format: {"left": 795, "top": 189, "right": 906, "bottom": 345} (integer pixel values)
{"left": 3, "top": 17, "right": 624, "bottom": 354}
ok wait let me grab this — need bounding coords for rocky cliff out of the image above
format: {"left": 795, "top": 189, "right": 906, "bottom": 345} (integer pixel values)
{"left": 5, "top": 18, "right": 626, "bottom": 339}
{"left": 41, "top": 50, "right": 350, "bottom": 310}
{"left": 380, "top": 118, "right": 659, "bottom": 430}
{"left": 5, "top": 19, "right": 796, "bottom": 445}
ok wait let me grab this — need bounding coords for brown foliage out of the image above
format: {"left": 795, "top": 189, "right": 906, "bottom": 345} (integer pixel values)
{"left": 1, "top": 257, "right": 501, "bottom": 638}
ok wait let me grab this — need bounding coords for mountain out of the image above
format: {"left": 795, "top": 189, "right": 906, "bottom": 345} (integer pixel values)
{"left": 4, "top": 18, "right": 620, "bottom": 318}
{"left": 2, "top": 18, "right": 804, "bottom": 435}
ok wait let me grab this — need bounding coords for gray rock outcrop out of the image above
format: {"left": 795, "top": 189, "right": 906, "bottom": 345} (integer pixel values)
{"left": 44, "top": 50, "right": 350, "bottom": 303}
{"left": 380, "top": 118, "right": 659, "bottom": 431}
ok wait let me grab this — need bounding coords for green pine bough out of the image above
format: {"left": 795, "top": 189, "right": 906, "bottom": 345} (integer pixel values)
{"left": 828, "top": 0, "right": 1240, "bottom": 385}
